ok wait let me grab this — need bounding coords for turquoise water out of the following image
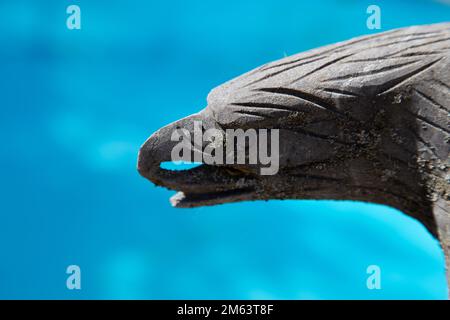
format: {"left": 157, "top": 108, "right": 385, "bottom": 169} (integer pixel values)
{"left": 0, "top": 0, "right": 449, "bottom": 299}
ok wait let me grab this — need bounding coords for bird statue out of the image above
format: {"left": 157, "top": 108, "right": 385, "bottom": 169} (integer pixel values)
{"left": 138, "top": 22, "right": 450, "bottom": 295}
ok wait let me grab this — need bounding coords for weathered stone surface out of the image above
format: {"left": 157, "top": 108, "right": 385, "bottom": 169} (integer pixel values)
{"left": 138, "top": 22, "right": 450, "bottom": 294}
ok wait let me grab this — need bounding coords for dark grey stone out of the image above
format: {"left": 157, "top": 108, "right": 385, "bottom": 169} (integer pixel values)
{"left": 138, "top": 22, "right": 450, "bottom": 293}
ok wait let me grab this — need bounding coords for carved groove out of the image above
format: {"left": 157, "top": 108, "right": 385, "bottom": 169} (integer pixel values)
{"left": 288, "top": 54, "right": 354, "bottom": 84}
{"left": 323, "top": 60, "right": 421, "bottom": 82}
{"left": 258, "top": 87, "right": 352, "bottom": 120}
{"left": 320, "top": 87, "right": 360, "bottom": 97}
{"left": 404, "top": 108, "right": 450, "bottom": 134}
{"left": 244, "top": 56, "right": 329, "bottom": 87}
{"left": 231, "top": 102, "right": 300, "bottom": 114}
{"left": 413, "top": 89, "right": 450, "bottom": 113}
{"left": 260, "top": 55, "right": 328, "bottom": 72}
{"left": 376, "top": 58, "right": 443, "bottom": 95}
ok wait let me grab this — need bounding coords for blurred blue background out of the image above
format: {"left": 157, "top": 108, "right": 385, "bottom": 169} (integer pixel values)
{"left": 0, "top": 0, "right": 449, "bottom": 299}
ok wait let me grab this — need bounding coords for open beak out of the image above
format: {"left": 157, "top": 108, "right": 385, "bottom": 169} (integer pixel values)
{"left": 137, "top": 111, "right": 259, "bottom": 208}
